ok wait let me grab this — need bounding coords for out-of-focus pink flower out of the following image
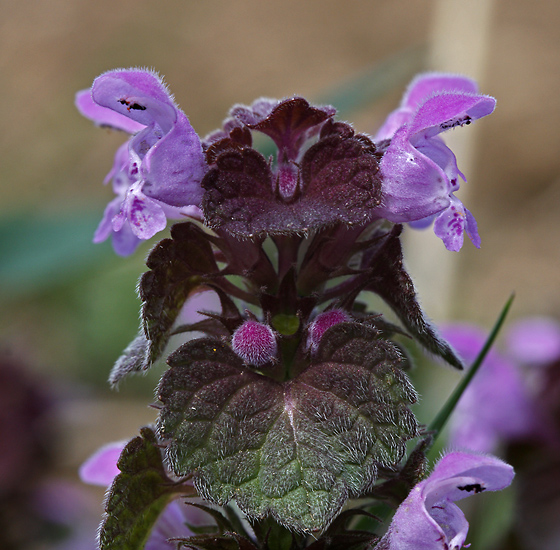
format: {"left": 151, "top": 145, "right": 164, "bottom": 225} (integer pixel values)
{"left": 505, "top": 316, "right": 560, "bottom": 367}
{"left": 442, "top": 317, "right": 560, "bottom": 453}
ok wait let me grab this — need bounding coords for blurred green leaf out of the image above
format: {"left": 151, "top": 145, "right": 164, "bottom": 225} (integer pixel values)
{"left": 0, "top": 211, "right": 111, "bottom": 298}
{"left": 467, "top": 486, "right": 516, "bottom": 550}
{"left": 317, "top": 46, "right": 427, "bottom": 118}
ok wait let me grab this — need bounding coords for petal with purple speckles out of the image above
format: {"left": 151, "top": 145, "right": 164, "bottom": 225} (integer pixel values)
{"left": 433, "top": 196, "right": 470, "bottom": 252}
{"left": 125, "top": 191, "right": 167, "bottom": 240}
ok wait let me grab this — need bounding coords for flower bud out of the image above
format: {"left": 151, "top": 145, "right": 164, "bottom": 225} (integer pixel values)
{"left": 231, "top": 321, "right": 277, "bottom": 367}
{"left": 307, "top": 309, "right": 351, "bottom": 353}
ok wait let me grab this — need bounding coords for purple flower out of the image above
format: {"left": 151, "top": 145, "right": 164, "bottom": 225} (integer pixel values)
{"left": 374, "top": 73, "right": 496, "bottom": 251}
{"left": 80, "top": 441, "right": 209, "bottom": 549}
{"left": 505, "top": 316, "right": 560, "bottom": 367}
{"left": 76, "top": 69, "right": 207, "bottom": 255}
{"left": 378, "top": 451, "right": 514, "bottom": 550}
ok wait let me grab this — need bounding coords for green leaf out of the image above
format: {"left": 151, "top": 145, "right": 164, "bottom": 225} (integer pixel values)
{"left": 99, "top": 427, "right": 190, "bottom": 550}
{"left": 428, "top": 293, "right": 515, "bottom": 440}
{"left": 0, "top": 211, "right": 110, "bottom": 299}
{"left": 109, "top": 222, "right": 219, "bottom": 385}
{"left": 157, "top": 323, "right": 418, "bottom": 533}
{"left": 362, "top": 225, "right": 464, "bottom": 370}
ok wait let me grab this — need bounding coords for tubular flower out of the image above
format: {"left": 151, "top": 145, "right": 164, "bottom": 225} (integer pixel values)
{"left": 378, "top": 451, "right": 514, "bottom": 550}
{"left": 374, "top": 73, "right": 496, "bottom": 251}
{"left": 76, "top": 69, "right": 207, "bottom": 255}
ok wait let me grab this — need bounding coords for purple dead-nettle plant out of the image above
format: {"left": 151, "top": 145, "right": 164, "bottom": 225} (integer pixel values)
{"left": 77, "top": 68, "right": 511, "bottom": 550}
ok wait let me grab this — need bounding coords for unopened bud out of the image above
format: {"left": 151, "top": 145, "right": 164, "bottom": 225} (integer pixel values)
{"left": 231, "top": 321, "right": 278, "bottom": 367}
{"left": 307, "top": 309, "right": 351, "bottom": 353}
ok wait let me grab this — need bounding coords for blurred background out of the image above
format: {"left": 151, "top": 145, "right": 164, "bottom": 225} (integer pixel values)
{"left": 1, "top": 0, "right": 559, "bottom": 548}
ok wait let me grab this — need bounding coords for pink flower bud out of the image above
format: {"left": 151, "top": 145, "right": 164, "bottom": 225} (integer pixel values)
{"left": 231, "top": 321, "right": 277, "bottom": 366}
{"left": 307, "top": 309, "right": 351, "bottom": 353}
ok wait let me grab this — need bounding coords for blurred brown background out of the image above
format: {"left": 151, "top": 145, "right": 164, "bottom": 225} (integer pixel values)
{"left": 0, "top": 0, "right": 559, "bottom": 546}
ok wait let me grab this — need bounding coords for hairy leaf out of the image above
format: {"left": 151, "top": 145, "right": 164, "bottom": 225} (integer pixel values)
{"left": 109, "top": 222, "right": 220, "bottom": 385}
{"left": 362, "top": 225, "right": 464, "bottom": 370}
{"left": 300, "top": 122, "right": 383, "bottom": 225}
{"left": 99, "top": 427, "right": 182, "bottom": 550}
{"left": 201, "top": 127, "right": 382, "bottom": 238}
{"left": 109, "top": 332, "right": 150, "bottom": 386}
{"left": 157, "top": 324, "right": 418, "bottom": 533}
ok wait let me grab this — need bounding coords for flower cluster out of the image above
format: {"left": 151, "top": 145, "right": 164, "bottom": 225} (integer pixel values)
{"left": 77, "top": 69, "right": 495, "bottom": 254}
{"left": 75, "top": 68, "right": 511, "bottom": 550}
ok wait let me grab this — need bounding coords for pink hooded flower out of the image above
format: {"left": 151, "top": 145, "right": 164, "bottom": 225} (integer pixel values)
{"left": 375, "top": 73, "right": 496, "bottom": 251}
{"left": 379, "top": 451, "right": 514, "bottom": 550}
{"left": 76, "top": 69, "right": 207, "bottom": 255}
